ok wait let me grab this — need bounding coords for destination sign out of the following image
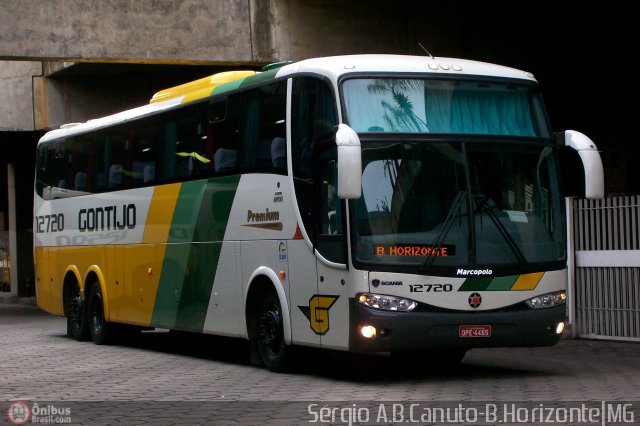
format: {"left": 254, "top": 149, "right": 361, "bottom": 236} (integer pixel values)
{"left": 374, "top": 244, "right": 456, "bottom": 257}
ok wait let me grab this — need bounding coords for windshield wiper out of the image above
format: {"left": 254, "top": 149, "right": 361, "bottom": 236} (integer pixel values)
{"left": 420, "top": 190, "right": 466, "bottom": 274}
{"left": 475, "top": 196, "right": 528, "bottom": 266}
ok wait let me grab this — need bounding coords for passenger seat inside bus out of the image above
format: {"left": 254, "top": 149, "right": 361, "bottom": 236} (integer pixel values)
{"left": 271, "top": 137, "right": 285, "bottom": 170}
{"left": 108, "top": 164, "right": 123, "bottom": 188}
{"left": 214, "top": 148, "right": 237, "bottom": 173}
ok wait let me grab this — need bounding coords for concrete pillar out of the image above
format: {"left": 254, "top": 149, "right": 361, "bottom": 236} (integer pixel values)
{"left": 7, "top": 163, "right": 18, "bottom": 297}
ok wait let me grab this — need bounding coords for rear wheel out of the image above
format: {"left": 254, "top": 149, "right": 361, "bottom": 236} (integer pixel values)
{"left": 66, "top": 283, "right": 89, "bottom": 341}
{"left": 88, "top": 281, "right": 112, "bottom": 345}
{"left": 256, "top": 293, "right": 291, "bottom": 372}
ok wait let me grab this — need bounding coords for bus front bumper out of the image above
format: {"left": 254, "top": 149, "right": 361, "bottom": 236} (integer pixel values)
{"left": 348, "top": 298, "right": 566, "bottom": 353}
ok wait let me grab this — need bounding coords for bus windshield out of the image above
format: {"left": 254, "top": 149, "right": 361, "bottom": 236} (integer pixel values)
{"left": 342, "top": 78, "right": 551, "bottom": 138}
{"left": 352, "top": 140, "right": 564, "bottom": 274}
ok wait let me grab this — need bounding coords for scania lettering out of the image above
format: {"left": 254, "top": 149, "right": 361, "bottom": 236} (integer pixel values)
{"left": 34, "top": 55, "right": 604, "bottom": 372}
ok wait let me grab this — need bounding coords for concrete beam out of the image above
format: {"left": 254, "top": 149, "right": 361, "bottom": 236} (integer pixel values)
{"left": 1, "top": 1, "right": 459, "bottom": 65}
{"left": 0, "top": 0, "right": 255, "bottom": 64}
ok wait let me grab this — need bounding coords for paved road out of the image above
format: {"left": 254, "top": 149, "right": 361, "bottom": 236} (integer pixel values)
{"left": 1, "top": 302, "right": 639, "bottom": 425}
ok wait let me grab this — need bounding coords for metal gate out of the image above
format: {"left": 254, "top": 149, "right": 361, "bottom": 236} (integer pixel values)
{"left": 567, "top": 195, "right": 640, "bottom": 341}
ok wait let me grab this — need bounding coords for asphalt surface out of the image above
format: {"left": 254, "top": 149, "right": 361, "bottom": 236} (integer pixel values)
{"left": 1, "top": 301, "right": 639, "bottom": 425}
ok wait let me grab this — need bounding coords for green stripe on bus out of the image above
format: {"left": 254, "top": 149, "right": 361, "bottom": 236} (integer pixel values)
{"left": 239, "top": 69, "right": 280, "bottom": 87}
{"left": 210, "top": 69, "right": 279, "bottom": 97}
{"left": 485, "top": 275, "right": 519, "bottom": 290}
{"left": 152, "top": 176, "right": 240, "bottom": 330}
{"left": 458, "top": 277, "right": 492, "bottom": 291}
{"left": 152, "top": 180, "right": 208, "bottom": 328}
{"left": 211, "top": 78, "right": 249, "bottom": 96}
{"left": 174, "top": 175, "right": 240, "bottom": 330}
{"left": 458, "top": 275, "right": 523, "bottom": 291}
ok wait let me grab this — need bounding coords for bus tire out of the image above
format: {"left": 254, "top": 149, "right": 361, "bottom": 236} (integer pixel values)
{"left": 256, "top": 292, "right": 290, "bottom": 372}
{"left": 66, "top": 282, "right": 89, "bottom": 341}
{"left": 88, "top": 281, "right": 112, "bottom": 345}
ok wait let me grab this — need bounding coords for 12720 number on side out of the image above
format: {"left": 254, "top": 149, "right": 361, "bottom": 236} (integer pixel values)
{"left": 35, "top": 214, "right": 65, "bottom": 233}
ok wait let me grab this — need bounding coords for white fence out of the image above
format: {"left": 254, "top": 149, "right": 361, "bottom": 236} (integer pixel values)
{"left": 567, "top": 195, "right": 640, "bottom": 341}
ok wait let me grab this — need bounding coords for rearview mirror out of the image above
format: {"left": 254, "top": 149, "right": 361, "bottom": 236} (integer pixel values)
{"left": 560, "top": 130, "right": 605, "bottom": 199}
{"left": 335, "top": 124, "right": 362, "bottom": 199}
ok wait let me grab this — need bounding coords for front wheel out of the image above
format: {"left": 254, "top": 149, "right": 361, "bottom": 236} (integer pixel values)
{"left": 256, "top": 293, "right": 291, "bottom": 372}
{"left": 88, "top": 281, "right": 112, "bottom": 345}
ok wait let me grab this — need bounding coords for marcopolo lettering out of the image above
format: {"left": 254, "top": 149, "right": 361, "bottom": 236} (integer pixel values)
{"left": 457, "top": 268, "right": 493, "bottom": 276}
{"left": 79, "top": 204, "right": 136, "bottom": 232}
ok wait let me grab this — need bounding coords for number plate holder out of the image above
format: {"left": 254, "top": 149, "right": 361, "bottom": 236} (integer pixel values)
{"left": 459, "top": 325, "right": 491, "bottom": 338}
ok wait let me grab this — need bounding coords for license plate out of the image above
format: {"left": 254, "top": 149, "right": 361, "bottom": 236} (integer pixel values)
{"left": 459, "top": 325, "right": 491, "bottom": 338}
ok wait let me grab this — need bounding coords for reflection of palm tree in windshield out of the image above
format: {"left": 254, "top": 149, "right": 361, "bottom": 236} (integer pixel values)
{"left": 368, "top": 80, "right": 428, "bottom": 132}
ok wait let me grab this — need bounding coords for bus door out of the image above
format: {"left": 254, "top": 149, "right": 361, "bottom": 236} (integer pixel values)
{"left": 314, "top": 157, "right": 350, "bottom": 350}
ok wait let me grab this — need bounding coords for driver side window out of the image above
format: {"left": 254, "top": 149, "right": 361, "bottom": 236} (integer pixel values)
{"left": 291, "top": 76, "right": 345, "bottom": 263}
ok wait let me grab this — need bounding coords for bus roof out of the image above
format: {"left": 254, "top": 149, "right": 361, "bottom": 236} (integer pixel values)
{"left": 38, "top": 54, "right": 536, "bottom": 144}
{"left": 274, "top": 54, "right": 536, "bottom": 82}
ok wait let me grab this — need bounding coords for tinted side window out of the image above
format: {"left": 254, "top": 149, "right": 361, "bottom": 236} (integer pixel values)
{"left": 36, "top": 81, "right": 289, "bottom": 198}
{"left": 235, "top": 81, "right": 287, "bottom": 174}
{"left": 291, "top": 77, "right": 338, "bottom": 245}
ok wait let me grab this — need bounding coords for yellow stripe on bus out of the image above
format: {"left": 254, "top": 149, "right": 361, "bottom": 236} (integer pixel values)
{"left": 118, "top": 183, "right": 182, "bottom": 325}
{"left": 142, "top": 183, "right": 181, "bottom": 244}
{"left": 511, "top": 272, "right": 544, "bottom": 290}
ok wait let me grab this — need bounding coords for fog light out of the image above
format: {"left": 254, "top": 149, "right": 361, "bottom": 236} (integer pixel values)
{"left": 359, "top": 325, "right": 377, "bottom": 339}
{"left": 556, "top": 322, "right": 565, "bottom": 335}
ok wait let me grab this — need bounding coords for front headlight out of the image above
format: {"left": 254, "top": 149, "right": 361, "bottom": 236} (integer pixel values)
{"left": 525, "top": 291, "right": 566, "bottom": 309}
{"left": 357, "top": 293, "right": 418, "bottom": 312}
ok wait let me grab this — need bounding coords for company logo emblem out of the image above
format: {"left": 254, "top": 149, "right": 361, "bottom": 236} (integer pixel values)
{"left": 298, "top": 295, "right": 339, "bottom": 335}
{"left": 468, "top": 292, "right": 482, "bottom": 308}
{"left": 7, "top": 401, "right": 31, "bottom": 425}
{"left": 371, "top": 279, "right": 402, "bottom": 288}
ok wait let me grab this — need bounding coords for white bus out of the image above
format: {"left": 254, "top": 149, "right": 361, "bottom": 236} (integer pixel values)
{"left": 34, "top": 55, "right": 604, "bottom": 371}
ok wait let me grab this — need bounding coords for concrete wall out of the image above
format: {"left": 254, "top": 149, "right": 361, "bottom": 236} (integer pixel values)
{"left": 0, "top": 0, "right": 459, "bottom": 65}
{"left": 0, "top": 0, "right": 254, "bottom": 64}
{"left": 1, "top": 0, "right": 461, "bottom": 131}
{"left": 0, "top": 61, "right": 42, "bottom": 131}
{"left": 268, "top": 0, "right": 460, "bottom": 60}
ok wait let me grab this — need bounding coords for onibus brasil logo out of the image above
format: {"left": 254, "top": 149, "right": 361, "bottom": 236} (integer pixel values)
{"left": 7, "top": 401, "right": 30, "bottom": 425}
{"left": 7, "top": 401, "right": 72, "bottom": 424}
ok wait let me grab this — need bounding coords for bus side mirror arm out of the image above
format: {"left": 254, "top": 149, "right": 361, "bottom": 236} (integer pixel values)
{"left": 335, "top": 124, "right": 362, "bottom": 199}
{"left": 558, "top": 130, "right": 605, "bottom": 199}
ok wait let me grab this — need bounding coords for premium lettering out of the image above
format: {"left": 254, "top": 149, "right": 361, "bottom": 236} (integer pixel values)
{"left": 247, "top": 208, "right": 280, "bottom": 223}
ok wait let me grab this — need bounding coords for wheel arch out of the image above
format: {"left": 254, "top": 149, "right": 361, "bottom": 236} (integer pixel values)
{"left": 62, "top": 266, "right": 82, "bottom": 317}
{"left": 244, "top": 267, "right": 291, "bottom": 345}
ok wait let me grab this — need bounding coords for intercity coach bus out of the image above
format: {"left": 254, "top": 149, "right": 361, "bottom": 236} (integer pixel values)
{"left": 34, "top": 55, "right": 604, "bottom": 371}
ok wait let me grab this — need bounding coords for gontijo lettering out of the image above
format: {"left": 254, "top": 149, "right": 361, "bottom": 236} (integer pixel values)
{"left": 79, "top": 204, "right": 136, "bottom": 232}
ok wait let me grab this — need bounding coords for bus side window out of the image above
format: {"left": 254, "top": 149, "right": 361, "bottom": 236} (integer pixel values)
{"left": 211, "top": 97, "right": 240, "bottom": 175}
{"left": 291, "top": 76, "right": 338, "bottom": 247}
{"left": 238, "top": 82, "right": 286, "bottom": 174}
{"left": 130, "top": 117, "right": 161, "bottom": 184}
